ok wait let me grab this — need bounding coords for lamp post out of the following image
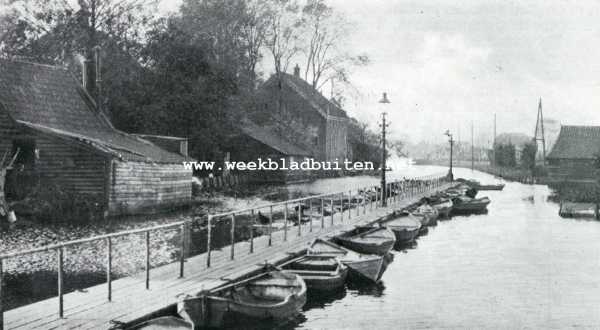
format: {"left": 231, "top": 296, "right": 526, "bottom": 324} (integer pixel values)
{"left": 445, "top": 130, "right": 454, "bottom": 181}
{"left": 379, "top": 93, "right": 390, "bottom": 207}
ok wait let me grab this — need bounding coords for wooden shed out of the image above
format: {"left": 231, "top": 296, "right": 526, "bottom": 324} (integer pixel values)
{"left": 0, "top": 59, "right": 192, "bottom": 216}
{"left": 546, "top": 125, "right": 600, "bottom": 182}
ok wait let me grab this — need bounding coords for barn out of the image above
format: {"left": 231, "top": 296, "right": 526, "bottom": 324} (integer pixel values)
{"left": 546, "top": 125, "right": 600, "bottom": 182}
{"left": 0, "top": 59, "right": 192, "bottom": 217}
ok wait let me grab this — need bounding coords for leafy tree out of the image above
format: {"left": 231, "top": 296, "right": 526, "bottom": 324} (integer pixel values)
{"left": 520, "top": 141, "right": 537, "bottom": 172}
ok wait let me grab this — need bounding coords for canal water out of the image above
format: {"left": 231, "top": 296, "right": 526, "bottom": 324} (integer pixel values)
{"left": 278, "top": 166, "right": 600, "bottom": 329}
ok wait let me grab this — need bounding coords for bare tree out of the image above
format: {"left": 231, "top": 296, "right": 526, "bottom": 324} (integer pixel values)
{"left": 300, "top": 0, "right": 369, "bottom": 90}
{"left": 264, "top": 0, "right": 302, "bottom": 77}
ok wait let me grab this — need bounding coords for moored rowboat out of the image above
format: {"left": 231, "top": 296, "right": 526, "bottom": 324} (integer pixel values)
{"left": 307, "top": 239, "right": 388, "bottom": 282}
{"left": 413, "top": 204, "right": 439, "bottom": 226}
{"left": 126, "top": 316, "right": 192, "bottom": 330}
{"left": 451, "top": 196, "right": 491, "bottom": 214}
{"left": 178, "top": 266, "right": 306, "bottom": 328}
{"left": 280, "top": 254, "right": 348, "bottom": 291}
{"left": 378, "top": 213, "right": 422, "bottom": 244}
{"left": 430, "top": 199, "right": 453, "bottom": 218}
{"left": 333, "top": 226, "right": 396, "bottom": 255}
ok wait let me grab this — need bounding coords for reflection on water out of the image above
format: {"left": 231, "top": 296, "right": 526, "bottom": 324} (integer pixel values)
{"left": 284, "top": 167, "right": 600, "bottom": 329}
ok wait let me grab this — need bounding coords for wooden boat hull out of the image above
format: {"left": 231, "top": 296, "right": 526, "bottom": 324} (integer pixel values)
{"left": 451, "top": 197, "right": 491, "bottom": 214}
{"left": 281, "top": 255, "right": 349, "bottom": 292}
{"left": 307, "top": 239, "right": 388, "bottom": 283}
{"left": 127, "top": 316, "right": 192, "bottom": 329}
{"left": 178, "top": 271, "right": 306, "bottom": 328}
{"left": 343, "top": 254, "right": 385, "bottom": 282}
{"left": 299, "top": 267, "right": 348, "bottom": 291}
{"left": 475, "top": 184, "right": 505, "bottom": 191}
{"left": 389, "top": 227, "right": 420, "bottom": 243}
{"left": 334, "top": 227, "right": 396, "bottom": 255}
{"left": 379, "top": 214, "right": 422, "bottom": 244}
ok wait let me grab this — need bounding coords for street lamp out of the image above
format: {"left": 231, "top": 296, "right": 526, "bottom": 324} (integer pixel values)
{"left": 379, "top": 93, "right": 390, "bottom": 206}
{"left": 444, "top": 130, "right": 454, "bottom": 181}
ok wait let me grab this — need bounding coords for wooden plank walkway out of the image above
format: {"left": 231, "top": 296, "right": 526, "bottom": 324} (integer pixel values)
{"left": 4, "top": 184, "right": 453, "bottom": 329}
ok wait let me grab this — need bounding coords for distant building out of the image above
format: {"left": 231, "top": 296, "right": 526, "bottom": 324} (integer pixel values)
{"left": 547, "top": 125, "right": 600, "bottom": 182}
{"left": 258, "top": 65, "right": 349, "bottom": 164}
{"left": 227, "top": 119, "right": 312, "bottom": 183}
{"left": 0, "top": 59, "right": 192, "bottom": 216}
{"left": 494, "top": 133, "right": 533, "bottom": 165}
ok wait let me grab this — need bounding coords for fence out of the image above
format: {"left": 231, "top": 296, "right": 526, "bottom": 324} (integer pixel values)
{"left": 0, "top": 172, "right": 449, "bottom": 329}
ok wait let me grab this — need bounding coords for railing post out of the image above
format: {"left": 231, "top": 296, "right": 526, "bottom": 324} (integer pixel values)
{"left": 1, "top": 258, "right": 4, "bottom": 330}
{"left": 340, "top": 193, "right": 344, "bottom": 221}
{"left": 330, "top": 197, "right": 334, "bottom": 226}
{"left": 320, "top": 199, "right": 325, "bottom": 228}
{"left": 309, "top": 199, "right": 313, "bottom": 232}
{"left": 297, "top": 204, "right": 302, "bottom": 237}
{"left": 283, "top": 204, "right": 288, "bottom": 241}
{"left": 269, "top": 206, "right": 273, "bottom": 246}
{"left": 206, "top": 215, "right": 212, "bottom": 268}
{"left": 57, "top": 247, "right": 64, "bottom": 318}
{"left": 179, "top": 223, "right": 185, "bottom": 278}
{"left": 364, "top": 188, "right": 367, "bottom": 214}
{"left": 145, "top": 231, "right": 150, "bottom": 289}
{"left": 106, "top": 237, "right": 112, "bottom": 301}
{"left": 348, "top": 190, "right": 351, "bottom": 219}
{"left": 356, "top": 189, "right": 360, "bottom": 216}
{"left": 230, "top": 214, "right": 235, "bottom": 260}
{"left": 250, "top": 210, "right": 255, "bottom": 253}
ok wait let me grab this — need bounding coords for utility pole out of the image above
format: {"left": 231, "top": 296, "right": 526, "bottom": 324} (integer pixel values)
{"left": 445, "top": 130, "right": 454, "bottom": 181}
{"left": 379, "top": 93, "right": 390, "bottom": 207}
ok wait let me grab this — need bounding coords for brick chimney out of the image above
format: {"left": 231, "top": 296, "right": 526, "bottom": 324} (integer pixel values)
{"left": 293, "top": 64, "right": 300, "bottom": 77}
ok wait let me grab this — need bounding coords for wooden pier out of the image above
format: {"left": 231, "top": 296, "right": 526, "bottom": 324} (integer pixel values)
{"left": 1, "top": 175, "right": 452, "bottom": 329}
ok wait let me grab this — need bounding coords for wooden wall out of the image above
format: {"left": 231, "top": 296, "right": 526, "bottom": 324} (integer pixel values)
{"left": 34, "top": 134, "right": 107, "bottom": 195}
{"left": 325, "top": 116, "right": 348, "bottom": 163}
{"left": 547, "top": 158, "right": 598, "bottom": 182}
{"left": 0, "top": 110, "right": 107, "bottom": 199}
{"left": 108, "top": 161, "right": 192, "bottom": 215}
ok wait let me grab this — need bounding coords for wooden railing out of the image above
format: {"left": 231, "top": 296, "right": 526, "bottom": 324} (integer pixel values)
{"left": 0, "top": 172, "right": 449, "bottom": 329}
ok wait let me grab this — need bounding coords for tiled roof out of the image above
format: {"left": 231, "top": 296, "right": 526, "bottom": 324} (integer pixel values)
{"left": 265, "top": 73, "right": 348, "bottom": 118}
{"left": 0, "top": 60, "right": 187, "bottom": 163}
{"left": 547, "top": 125, "right": 600, "bottom": 160}
{"left": 238, "top": 120, "right": 311, "bottom": 156}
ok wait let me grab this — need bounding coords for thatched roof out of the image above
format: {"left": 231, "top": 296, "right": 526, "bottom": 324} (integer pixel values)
{"left": 547, "top": 125, "right": 600, "bottom": 160}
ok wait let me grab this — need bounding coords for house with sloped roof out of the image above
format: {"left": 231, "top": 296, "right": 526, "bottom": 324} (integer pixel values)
{"left": 257, "top": 65, "right": 349, "bottom": 164}
{"left": 226, "top": 119, "right": 313, "bottom": 183}
{"left": 546, "top": 125, "right": 600, "bottom": 182}
{"left": 0, "top": 59, "right": 192, "bottom": 216}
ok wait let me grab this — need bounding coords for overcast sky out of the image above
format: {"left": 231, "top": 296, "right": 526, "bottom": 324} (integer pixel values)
{"left": 162, "top": 0, "right": 600, "bottom": 145}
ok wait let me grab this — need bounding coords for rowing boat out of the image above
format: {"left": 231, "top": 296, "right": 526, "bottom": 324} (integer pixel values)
{"left": 126, "top": 316, "right": 192, "bottom": 329}
{"left": 333, "top": 226, "right": 396, "bottom": 255}
{"left": 177, "top": 266, "right": 306, "bottom": 328}
{"left": 280, "top": 254, "right": 348, "bottom": 291}
{"left": 378, "top": 213, "right": 422, "bottom": 244}
{"left": 307, "top": 239, "right": 388, "bottom": 282}
{"left": 451, "top": 196, "right": 491, "bottom": 214}
{"left": 413, "top": 204, "right": 439, "bottom": 226}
